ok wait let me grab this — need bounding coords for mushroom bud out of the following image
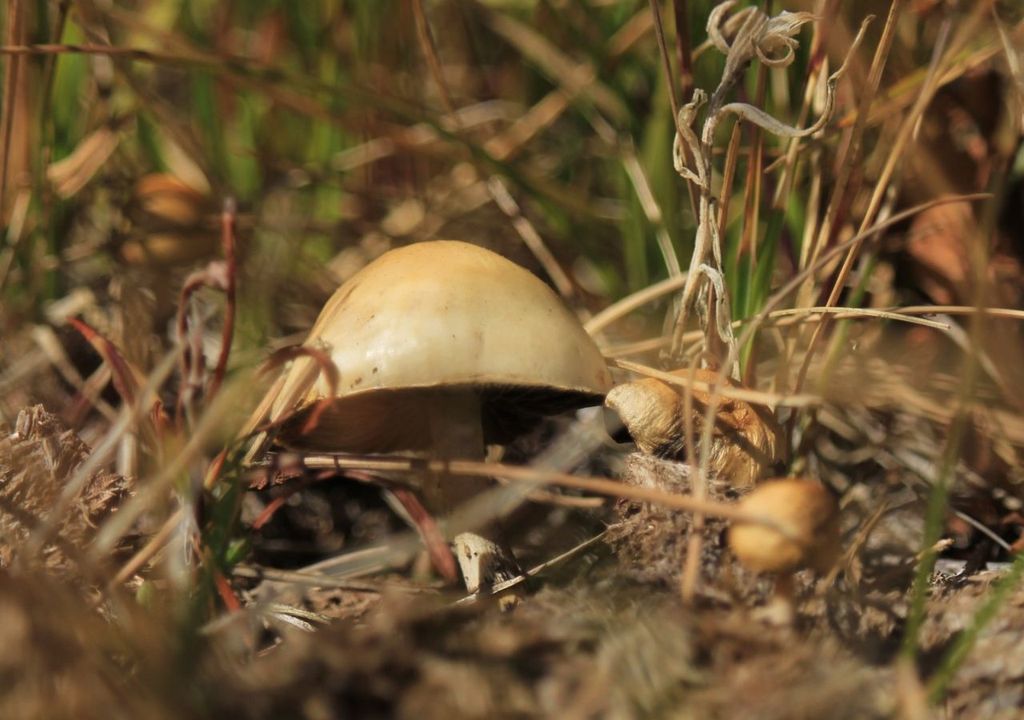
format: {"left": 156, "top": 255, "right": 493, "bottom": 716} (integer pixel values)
{"left": 246, "top": 240, "right": 612, "bottom": 591}
{"left": 727, "top": 478, "right": 840, "bottom": 623}
{"left": 604, "top": 369, "right": 783, "bottom": 487}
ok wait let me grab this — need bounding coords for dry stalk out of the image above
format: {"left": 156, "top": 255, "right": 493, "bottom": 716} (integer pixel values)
{"left": 666, "top": 3, "right": 870, "bottom": 374}
{"left": 794, "top": 1, "right": 995, "bottom": 396}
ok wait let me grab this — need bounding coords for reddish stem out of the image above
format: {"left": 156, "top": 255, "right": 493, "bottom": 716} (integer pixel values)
{"left": 257, "top": 345, "right": 341, "bottom": 437}
{"left": 388, "top": 485, "right": 459, "bottom": 584}
{"left": 213, "top": 567, "right": 243, "bottom": 612}
{"left": 67, "top": 317, "right": 138, "bottom": 406}
{"left": 208, "top": 198, "right": 237, "bottom": 400}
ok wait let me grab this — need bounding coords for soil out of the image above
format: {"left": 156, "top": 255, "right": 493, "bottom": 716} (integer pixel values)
{"left": 0, "top": 407, "right": 1020, "bottom": 719}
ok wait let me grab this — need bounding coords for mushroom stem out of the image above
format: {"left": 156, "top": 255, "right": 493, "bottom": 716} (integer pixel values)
{"left": 422, "top": 392, "right": 488, "bottom": 514}
{"left": 764, "top": 572, "right": 796, "bottom": 626}
{"left": 422, "top": 392, "right": 521, "bottom": 594}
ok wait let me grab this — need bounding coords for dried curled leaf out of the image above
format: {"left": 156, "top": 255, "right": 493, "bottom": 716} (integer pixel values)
{"left": 707, "top": 1, "right": 815, "bottom": 71}
{"left": 604, "top": 369, "right": 784, "bottom": 487}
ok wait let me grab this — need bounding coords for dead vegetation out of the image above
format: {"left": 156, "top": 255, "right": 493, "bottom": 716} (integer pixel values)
{"left": 1, "top": 1, "right": 1024, "bottom": 718}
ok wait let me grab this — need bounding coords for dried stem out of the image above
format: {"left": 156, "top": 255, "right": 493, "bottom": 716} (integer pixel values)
{"left": 666, "top": 4, "right": 863, "bottom": 371}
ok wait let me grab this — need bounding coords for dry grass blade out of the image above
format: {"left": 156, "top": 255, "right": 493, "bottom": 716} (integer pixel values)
{"left": 679, "top": 355, "right": 703, "bottom": 605}
{"left": 240, "top": 345, "right": 341, "bottom": 464}
{"left": 795, "top": 3, "right": 996, "bottom": 395}
{"left": 108, "top": 507, "right": 182, "bottom": 588}
{"left": 716, "top": 119, "right": 742, "bottom": 244}
{"left": 671, "top": 0, "right": 694, "bottom": 100}
{"left": 994, "top": 12, "right": 1024, "bottom": 99}
{"left": 26, "top": 347, "right": 179, "bottom": 556}
{"left": 585, "top": 273, "right": 688, "bottom": 336}
{"left": 90, "top": 371, "right": 253, "bottom": 558}
{"left": 736, "top": 59, "right": 767, "bottom": 296}
{"left": 615, "top": 358, "right": 820, "bottom": 408}
{"left": 208, "top": 199, "right": 238, "bottom": 400}
{"left": 607, "top": 281, "right": 984, "bottom": 360}
{"left": 770, "top": 0, "right": 836, "bottom": 209}
{"left": 0, "top": 187, "right": 29, "bottom": 292}
{"left": 387, "top": 485, "right": 459, "bottom": 584}
{"left": 620, "top": 143, "right": 684, "bottom": 277}
{"left": 486, "top": 4, "right": 654, "bottom": 161}
{"left": 30, "top": 325, "right": 118, "bottom": 422}
{"left": 412, "top": 0, "right": 576, "bottom": 301}
{"left": 295, "top": 453, "right": 797, "bottom": 535}
{"left": 66, "top": 318, "right": 143, "bottom": 410}
{"left": 0, "top": 0, "right": 28, "bottom": 220}
{"left": 0, "top": 41, "right": 220, "bottom": 64}
{"left": 486, "top": 178, "right": 576, "bottom": 300}
{"left": 602, "top": 304, "right": 952, "bottom": 357}
{"left": 893, "top": 305, "right": 1024, "bottom": 322}
{"left": 481, "top": 7, "right": 629, "bottom": 124}
{"left": 231, "top": 564, "right": 436, "bottom": 594}
{"left": 766, "top": 307, "right": 949, "bottom": 330}
{"left": 649, "top": 0, "right": 682, "bottom": 134}
{"left": 844, "top": 41, "right": 1013, "bottom": 130}
{"left": 798, "top": 2, "right": 891, "bottom": 282}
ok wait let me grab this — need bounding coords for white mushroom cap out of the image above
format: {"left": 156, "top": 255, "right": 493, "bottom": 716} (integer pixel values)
{"left": 262, "top": 240, "right": 612, "bottom": 452}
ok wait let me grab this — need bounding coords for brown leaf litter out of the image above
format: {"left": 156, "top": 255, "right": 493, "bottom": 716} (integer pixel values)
{"left": 0, "top": 405, "right": 135, "bottom": 574}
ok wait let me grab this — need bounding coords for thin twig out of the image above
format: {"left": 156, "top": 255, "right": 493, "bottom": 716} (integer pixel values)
{"left": 671, "top": 0, "right": 694, "bottom": 101}
{"left": 108, "top": 507, "right": 183, "bottom": 588}
{"left": 294, "top": 453, "right": 796, "bottom": 534}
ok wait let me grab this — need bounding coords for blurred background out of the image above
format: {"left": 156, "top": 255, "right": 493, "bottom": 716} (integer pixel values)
{"left": 1, "top": 1, "right": 1022, "bottom": 408}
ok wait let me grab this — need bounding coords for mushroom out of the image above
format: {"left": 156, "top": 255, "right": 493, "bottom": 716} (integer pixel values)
{"left": 603, "top": 369, "right": 783, "bottom": 487}
{"left": 727, "top": 478, "right": 840, "bottom": 623}
{"left": 245, "top": 240, "right": 612, "bottom": 591}
{"left": 121, "top": 174, "right": 217, "bottom": 266}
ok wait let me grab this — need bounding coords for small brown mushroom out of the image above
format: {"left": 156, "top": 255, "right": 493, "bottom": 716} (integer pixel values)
{"left": 245, "top": 240, "right": 612, "bottom": 591}
{"left": 604, "top": 369, "right": 783, "bottom": 487}
{"left": 727, "top": 478, "right": 840, "bottom": 623}
{"left": 120, "top": 174, "right": 218, "bottom": 266}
